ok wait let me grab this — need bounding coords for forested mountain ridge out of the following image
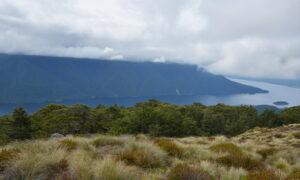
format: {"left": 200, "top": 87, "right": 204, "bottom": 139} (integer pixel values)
{"left": 0, "top": 54, "right": 267, "bottom": 104}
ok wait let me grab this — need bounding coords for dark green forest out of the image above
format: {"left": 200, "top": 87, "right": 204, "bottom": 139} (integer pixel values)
{"left": 0, "top": 99, "right": 299, "bottom": 145}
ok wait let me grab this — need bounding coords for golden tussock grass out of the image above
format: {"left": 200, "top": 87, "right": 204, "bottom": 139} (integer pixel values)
{"left": 0, "top": 124, "right": 299, "bottom": 180}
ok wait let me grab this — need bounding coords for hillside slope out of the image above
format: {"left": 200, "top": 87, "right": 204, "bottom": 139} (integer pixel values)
{"left": 0, "top": 124, "right": 299, "bottom": 179}
{"left": 0, "top": 54, "right": 267, "bottom": 104}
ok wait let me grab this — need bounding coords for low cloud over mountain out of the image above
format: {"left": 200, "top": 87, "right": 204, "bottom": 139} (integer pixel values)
{"left": 0, "top": 0, "right": 300, "bottom": 78}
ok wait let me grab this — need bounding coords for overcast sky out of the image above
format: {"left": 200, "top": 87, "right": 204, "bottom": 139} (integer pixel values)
{"left": 0, "top": 0, "right": 300, "bottom": 79}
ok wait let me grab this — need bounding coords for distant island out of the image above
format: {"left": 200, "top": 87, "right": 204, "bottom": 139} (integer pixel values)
{"left": 273, "top": 101, "right": 289, "bottom": 106}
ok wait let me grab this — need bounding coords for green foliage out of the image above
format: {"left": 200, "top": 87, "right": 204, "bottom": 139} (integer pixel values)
{"left": 280, "top": 106, "right": 300, "bottom": 124}
{"left": 0, "top": 100, "right": 300, "bottom": 144}
{"left": 30, "top": 104, "right": 100, "bottom": 138}
{"left": 0, "top": 116, "right": 13, "bottom": 145}
{"left": 11, "top": 107, "right": 31, "bottom": 140}
{"left": 216, "top": 154, "right": 265, "bottom": 171}
{"left": 155, "top": 140, "right": 185, "bottom": 158}
{"left": 167, "top": 164, "right": 212, "bottom": 180}
{"left": 258, "top": 109, "right": 283, "bottom": 127}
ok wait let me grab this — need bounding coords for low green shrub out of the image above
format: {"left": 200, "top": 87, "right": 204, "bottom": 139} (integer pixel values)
{"left": 167, "top": 164, "right": 212, "bottom": 180}
{"left": 216, "top": 154, "right": 265, "bottom": 171}
{"left": 256, "top": 148, "right": 278, "bottom": 159}
{"left": 209, "top": 143, "right": 243, "bottom": 155}
{"left": 155, "top": 140, "right": 185, "bottom": 158}
{"left": 245, "top": 170, "right": 280, "bottom": 180}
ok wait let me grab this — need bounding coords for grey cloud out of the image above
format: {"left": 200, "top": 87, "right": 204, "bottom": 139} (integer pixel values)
{"left": 0, "top": 0, "right": 300, "bottom": 79}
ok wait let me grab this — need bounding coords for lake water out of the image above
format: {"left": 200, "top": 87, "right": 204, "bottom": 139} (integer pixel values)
{"left": 216, "top": 79, "right": 300, "bottom": 107}
{"left": 1, "top": 79, "right": 300, "bottom": 115}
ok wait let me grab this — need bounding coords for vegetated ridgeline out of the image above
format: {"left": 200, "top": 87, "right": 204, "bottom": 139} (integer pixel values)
{"left": 0, "top": 124, "right": 299, "bottom": 180}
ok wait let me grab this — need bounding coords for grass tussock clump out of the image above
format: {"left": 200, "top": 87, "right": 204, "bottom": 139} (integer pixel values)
{"left": 245, "top": 170, "right": 280, "bottom": 180}
{"left": 274, "top": 158, "right": 291, "bottom": 172}
{"left": 216, "top": 154, "right": 265, "bottom": 171}
{"left": 292, "top": 132, "right": 300, "bottom": 139}
{"left": 0, "top": 148, "right": 20, "bottom": 171}
{"left": 286, "top": 168, "right": 300, "bottom": 180}
{"left": 59, "top": 139, "right": 78, "bottom": 151}
{"left": 42, "top": 159, "right": 70, "bottom": 179}
{"left": 67, "top": 150, "right": 94, "bottom": 180}
{"left": 274, "top": 133, "right": 286, "bottom": 138}
{"left": 209, "top": 143, "right": 243, "bottom": 155}
{"left": 6, "top": 148, "right": 68, "bottom": 179}
{"left": 118, "top": 142, "right": 168, "bottom": 168}
{"left": 155, "top": 139, "right": 185, "bottom": 158}
{"left": 197, "top": 160, "right": 247, "bottom": 180}
{"left": 257, "top": 148, "right": 278, "bottom": 159}
{"left": 93, "top": 158, "right": 139, "bottom": 180}
{"left": 167, "top": 164, "right": 212, "bottom": 180}
{"left": 92, "top": 136, "right": 124, "bottom": 147}
{"left": 53, "top": 171, "right": 76, "bottom": 180}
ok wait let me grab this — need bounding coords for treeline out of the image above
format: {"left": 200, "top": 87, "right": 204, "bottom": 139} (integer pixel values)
{"left": 0, "top": 99, "right": 299, "bottom": 145}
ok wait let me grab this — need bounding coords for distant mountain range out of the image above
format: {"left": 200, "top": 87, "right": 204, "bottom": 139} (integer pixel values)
{"left": 0, "top": 54, "right": 268, "bottom": 104}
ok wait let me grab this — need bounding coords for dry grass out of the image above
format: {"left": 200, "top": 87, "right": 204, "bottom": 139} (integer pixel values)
{"left": 0, "top": 124, "right": 299, "bottom": 179}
